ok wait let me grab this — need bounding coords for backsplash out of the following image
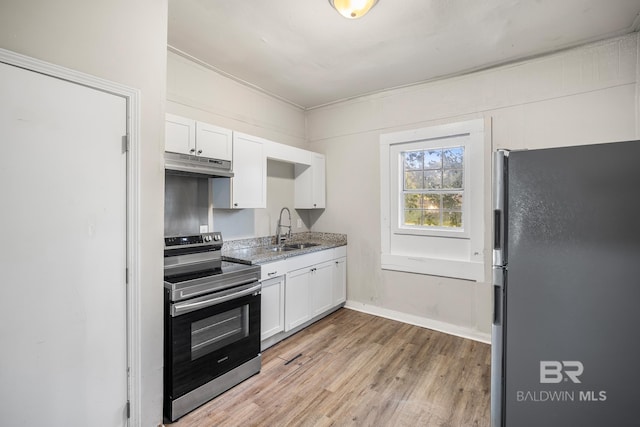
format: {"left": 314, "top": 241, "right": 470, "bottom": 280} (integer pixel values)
{"left": 164, "top": 174, "right": 209, "bottom": 236}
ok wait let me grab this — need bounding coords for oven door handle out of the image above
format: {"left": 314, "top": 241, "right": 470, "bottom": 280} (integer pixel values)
{"left": 171, "top": 282, "right": 261, "bottom": 317}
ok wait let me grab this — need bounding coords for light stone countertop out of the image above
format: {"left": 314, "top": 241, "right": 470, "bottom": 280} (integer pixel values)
{"left": 222, "top": 232, "right": 347, "bottom": 265}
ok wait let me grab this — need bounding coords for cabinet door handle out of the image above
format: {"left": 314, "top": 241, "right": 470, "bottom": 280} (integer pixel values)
{"left": 234, "top": 203, "right": 238, "bottom": 207}
{"left": 268, "top": 271, "right": 277, "bottom": 276}
{"left": 189, "top": 148, "right": 196, "bottom": 153}
{"left": 197, "top": 149, "right": 203, "bottom": 155}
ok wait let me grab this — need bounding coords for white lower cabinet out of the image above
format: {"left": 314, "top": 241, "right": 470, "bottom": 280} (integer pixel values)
{"left": 285, "top": 259, "right": 335, "bottom": 331}
{"left": 310, "top": 261, "right": 334, "bottom": 317}
{"left": 260, "top": 246, "right": 347, "bottom": 346}
{"left": 333, "top": 256, "right": 347, "bottom": 306}
{"left": 260, "top": 275, "right": 285, "bottom": 341}
{"left": 284, "top": 267, "right": 311, "bottom": 331}
{"left": 331, "top": 246, "right": 347, "bottom": 306}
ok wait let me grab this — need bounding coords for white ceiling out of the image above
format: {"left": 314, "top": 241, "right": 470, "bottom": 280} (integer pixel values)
{"left": 168, "top": 0, "right": 640, "bottom": 109}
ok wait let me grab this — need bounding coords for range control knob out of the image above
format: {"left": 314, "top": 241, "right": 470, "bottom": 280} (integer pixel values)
{"left": 203, "top": 235, "right": 212, "bottom": 242}
{"left": 213, "top": 234, "right": 221, "bottom": 241}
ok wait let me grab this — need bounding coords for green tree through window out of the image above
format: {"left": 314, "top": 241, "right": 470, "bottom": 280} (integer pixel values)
{"left": 401, "top": 147, "right": 464, "bottom": 228}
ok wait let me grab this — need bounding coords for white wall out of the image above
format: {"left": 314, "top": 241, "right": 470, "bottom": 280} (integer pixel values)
{"left": 265, "top": 160, "right": 310, "bottom": 237}
{"left": 167, "top": 50, "right": 306, "bottom": 147}
{"left": 0, "top": 1, "right": 167, "bottom": 425}
{"left": 306, "top": 34, "right": 640, "bottom": 342}
{"left": 167, "top": 50, "right": 310, "bottom": 239}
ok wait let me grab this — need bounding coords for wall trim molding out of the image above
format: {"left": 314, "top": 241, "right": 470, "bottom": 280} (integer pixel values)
{"left": 168, "top": 45, "right": 304, "bottom": 110}
{"left": 344, "top": 300, "right": 491, "bottom": 344}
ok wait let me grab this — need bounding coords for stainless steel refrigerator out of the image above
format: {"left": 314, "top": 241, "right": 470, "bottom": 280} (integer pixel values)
{"left": 491, "top": 140, "right": 640, "bottom": 427}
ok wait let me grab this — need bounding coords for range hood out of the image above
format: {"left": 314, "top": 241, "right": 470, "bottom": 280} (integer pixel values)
{"left": 164, "top": 152, "right": 233, "bottom": 179}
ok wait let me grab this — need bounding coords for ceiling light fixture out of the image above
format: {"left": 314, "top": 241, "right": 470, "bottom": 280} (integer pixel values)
{"left": 328, "top": 0, "right": 379, "bottom": 19}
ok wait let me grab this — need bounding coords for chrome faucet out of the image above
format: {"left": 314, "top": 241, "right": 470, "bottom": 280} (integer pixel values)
{"left": 276, "top": 207, "right": 292, "bottom": 244}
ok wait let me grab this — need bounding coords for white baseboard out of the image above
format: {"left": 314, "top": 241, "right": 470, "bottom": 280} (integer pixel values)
{"left": 344, "top": 300, "right": 491, "bottom": 344}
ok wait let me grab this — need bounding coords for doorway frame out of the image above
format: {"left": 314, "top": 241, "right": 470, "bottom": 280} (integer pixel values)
{"left": 0, "top": 48, "right": 142, "bottom": 426}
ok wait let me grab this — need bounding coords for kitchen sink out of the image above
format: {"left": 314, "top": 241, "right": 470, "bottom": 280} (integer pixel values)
{"left": 283, "top": 242, "right": 320, "bottom": 250}
{"left": 265, "top": 246, "right": 292, "bottom": 252}
{"left": 263, "top": 242, "right": 321, "bottom": 252}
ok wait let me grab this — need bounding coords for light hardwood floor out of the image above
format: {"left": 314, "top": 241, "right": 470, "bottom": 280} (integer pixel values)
{"left": 169, "top": 308, "right": 491, "bottom": 427}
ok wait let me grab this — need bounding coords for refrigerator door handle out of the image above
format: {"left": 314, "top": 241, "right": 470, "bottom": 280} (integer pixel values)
{"left": 493, "top": 209, "right": 502, "bottom": 250}
{"left": 493, "top": 267, "right": 504, "bottom": 325}
{"left": 491, "top": 266, "right": 506, "bottom": 427}
{"left": 493, "top": 150, "right": 508, "bottom": 267}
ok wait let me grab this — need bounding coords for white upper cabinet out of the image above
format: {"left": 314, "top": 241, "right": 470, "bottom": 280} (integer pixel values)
{"left": 264, "top": 140, "right": 312, "bottom": 165}
{"left": 165, "top": 113, "right": 232, "bottom": 161}
{"left": 295, "top": 153, "right": 326, "bottom": 209}
{"left": 195, "top": 121, "right": 233, "bottom": 161}
{"left": 262, "top": 138, "right": 326, "bottom": 209}
{"left": 165, "top": 114, "right": 196, "bottom": 155}
{"left": 212, "top": 132, "right": 267, "bottom": 209}
{"left": 233, "top": 133, "right": 266, "bottom": 208}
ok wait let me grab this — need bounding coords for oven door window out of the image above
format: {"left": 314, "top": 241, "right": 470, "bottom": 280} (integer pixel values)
{"left": 191, "top": 305, "right": 248, "bottom": 360}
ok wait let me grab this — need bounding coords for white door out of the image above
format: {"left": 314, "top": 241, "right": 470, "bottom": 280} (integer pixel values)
{"left": 0, "top": 62, "right": 128, "bottom": 426}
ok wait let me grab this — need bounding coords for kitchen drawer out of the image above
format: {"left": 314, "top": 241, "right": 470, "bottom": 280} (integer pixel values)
{"left": 334, "top": 245, "right": 346, "bottom": 258}
{"left": 286, "top": 249, "right": 334, "bottom": 272}
{"left": 260, "top": 260, "right": 287, "bottom": 281}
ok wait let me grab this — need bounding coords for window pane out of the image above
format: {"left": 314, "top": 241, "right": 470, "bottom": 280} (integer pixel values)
{"left": 397, "top": 143, "right": 466, "bottom": 231}
{"left": 442, "top": 211, "right": 463, "bottom": 228}
{"left": 443, "top": 169, "right": 463, "bottom": 189}
{"left": 424, "top": 170, "right": 442, "bottom": 189}
{"left": 404, "top": 210, "right": 422, "bottom": 226}
{"left": 442, "top": 193, "right": 462, "bottom": 210}
{"left": 423, "top": 210, "right": 440, "bottom": 226}
{"left": 422, "top": 194, "right": 440, "bottom": 210}
{"left": 424, "top": 150, "right": 442, "bottom": 169}
{"left": 404, "top": 171, "right": 424, "bottom": 189}
{"left": 403, "top": 151, "right": 423, "bottom": 170}
{"left": 443, "top": 147, "right": 464, "bottom": 168}
{"left": 404, "top": 194, "right": 421, "bottom": 209}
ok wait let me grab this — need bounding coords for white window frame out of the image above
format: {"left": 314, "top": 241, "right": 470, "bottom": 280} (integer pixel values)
{"left": 391, "top": 138, "right": 469, "bottom": 239}
{"left": 380, "top": 119, "right": 486, "bottom": 281}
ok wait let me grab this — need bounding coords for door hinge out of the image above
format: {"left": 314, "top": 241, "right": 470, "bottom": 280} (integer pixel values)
{"left": 126, "top": 400, "right": 130, "bottom": 419}
{"left": 122, "top": 135, "right": 129, "bottom": 153}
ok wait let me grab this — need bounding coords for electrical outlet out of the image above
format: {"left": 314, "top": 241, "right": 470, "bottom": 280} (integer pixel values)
{"left": 199, "top": 225, "right": 208, "bottom": 233}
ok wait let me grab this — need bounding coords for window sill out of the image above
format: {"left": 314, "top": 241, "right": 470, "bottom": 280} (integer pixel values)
{"left": 381, "top": 253, "right": 484, "bottom": 282}
{"left": 393, "top": 227, "right": 469, "bottom": 239}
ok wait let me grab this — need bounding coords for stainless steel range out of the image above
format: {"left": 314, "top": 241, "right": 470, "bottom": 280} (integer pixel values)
{"left": 163, "top": 232, "right": 261, "bottom": 422}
